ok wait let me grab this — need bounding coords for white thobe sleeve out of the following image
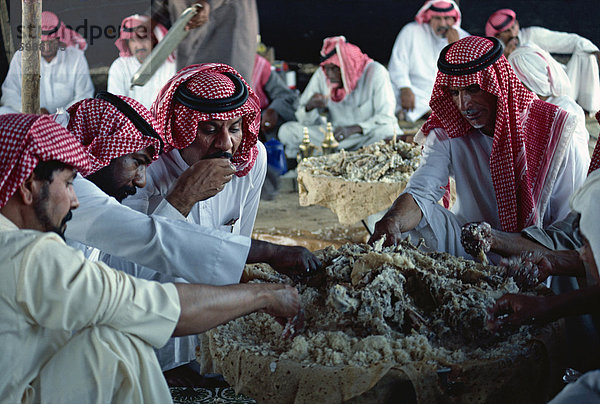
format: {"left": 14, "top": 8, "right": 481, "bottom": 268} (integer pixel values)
{"left": 525, "top": 26, "right": 599, "bottom": 55}
{"left": 356, "top": 64, "right": 398, "bottom": 134}
{"left": 66, "top": 175, "right": 251, "bottom": 285}
{"left": 107, "top": 58, "right": 131, "bottom": 97}
{"left": 17, "top": 233, "right": 180, "bottom": 348}
{"left": 404, "top": 129, "right": 451, "bottom": 215}
{"left": 294, "top": 69, "right": 328, "bottom": 125}
{"left": 387, "top": 25, "right": 413, "bottom": 93}
{"left": 68, "top": 52, "right": 94, "bottom": 108}
{"left": 0, "top": 52, "right": 23, "bottom": 113}
{"left": 238, "top": 142, "right": 267, "bottom": 236}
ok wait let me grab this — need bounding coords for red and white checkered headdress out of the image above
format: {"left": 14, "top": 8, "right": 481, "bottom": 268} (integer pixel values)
{"left": 319, "top": 36, "right": 373, "bottom": 103}
{"left": 41, "top": 11, "right": 87, "bottom": 51}
{"left": 114, "top": 14, "right": 174, "bottom": 62}
{"left": 67, "top": 94, "right": 164, "bottom": 176}
{"left": 422, "top": 36, "right": 569, "bottom": 232}
{"left": 485, "top": 9, "right": 517, "bottom": 38}
{"left": 415, "top": 0, "right": 461, "bottom": 25}
{"left": 0, "top": 114, "right": 90, "bottom": 209}
{"left": 151, "top": 63, "right": 261, "bottom": 177}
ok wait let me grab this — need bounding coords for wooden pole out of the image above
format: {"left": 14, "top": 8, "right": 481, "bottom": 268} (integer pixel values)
{"left": 21, "top": 0, "right": 41, "bottom": 114}
{"left": 0, "top": 0, "right": 14, "bottom": 62}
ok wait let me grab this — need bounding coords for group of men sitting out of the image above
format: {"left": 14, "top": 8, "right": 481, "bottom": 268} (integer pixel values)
{"left": 2, "top": 0, "right": 600, "bottom": 402}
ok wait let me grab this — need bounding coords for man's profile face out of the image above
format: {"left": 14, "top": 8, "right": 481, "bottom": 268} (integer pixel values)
{"left": 429, "top": 15, "right": 457, "bottom": 38}
{"left": 86, "top": 147, "right": 153, "bottom": 202}
{"left": 448, "top": 84, "right": 498, "bottom": 136}
{"left": 32, "top": 168, "right": 79, "bottom": 238}
{"left": 127, "top": 27, "right": 153, "bottom": 63}
{"left": 496, "top": 20, "right": 520, "bottom": 47}
{"left": 179, "top": 117, "right": 243, "bottom": 166}
{"left": 323, "top": 64, "right": 342, "bottom": 85}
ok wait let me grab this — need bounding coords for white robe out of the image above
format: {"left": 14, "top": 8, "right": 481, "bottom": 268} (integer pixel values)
{"left": 0, "top": 214, "right": 180, "bottom": 403}
{"left": 278, "top": 61, "right": 400, "bottom": 158}
{"left": 107, "top": 56, "right": 176, "bottom": 109}
{"left": 65, "top": 174, "right": 251, "bottom": 285}
{"left": 520, "top": 26, "right": 600, "bottom": 112}
{"left": 103, "top": 143, "right": 267, "bottom": 371}
{"left": 387, "top": 22, "right": 469, "bottom": 122}
{"left": 404, "top": 116, "right": 587, "bottom": 259}
{"left": 0, "top": 47, "right": 94, "bottom": 114}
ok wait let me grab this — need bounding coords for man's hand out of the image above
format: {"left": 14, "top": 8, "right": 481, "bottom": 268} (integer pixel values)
{"left": 40, "top": 107, "right": 50, "bottom": 115}
{"left": 500, "top": 251, "right": 553, "bottom": 288}
{"left": 262, "top": 284, "right": 301, "bottom": 318}
{"left": 185, "top": 1, "right": 210, "bottom": 31}
{"left": 368, "top": 193, "right": 422, "bottom": 247}
{"left": 260, "top": 108, "right": 279, "bottom": 133}
{"left": 503, "top": 36, "right": 519, "bottom": 57}
{"left": 400, "top": 87, "right": 415, "bottom": 111}
{"left": 334, "top": 124, "right": 362, "bottom": 141}
{"left": 368, "top": 217, "right": 403, "bottom": 247}
{"left": 166, "top": 158, "right": 235, "bottom": 216}
{"left": 461, "top": 222, "right": 492, "bottom": 262}
{"left": 305, "top": 93, "right": 328, "bottom": 112}
{"left": 487, "top": 293, "right": 549, "bottom": 331}
{"left": 270, "top": 245, "right": 321, "bottom": 275}
{"left": 446, "top": 27, "right": 460, "bottom": 44}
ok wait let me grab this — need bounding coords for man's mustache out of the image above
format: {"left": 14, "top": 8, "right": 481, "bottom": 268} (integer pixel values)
{"left": 204, "top": 151, "right": 233, "bottom": 160}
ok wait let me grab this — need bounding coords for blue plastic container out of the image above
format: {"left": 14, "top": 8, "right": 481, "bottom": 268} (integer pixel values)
{"left": 264, "top": 138, "right": 288, "bottom": 175}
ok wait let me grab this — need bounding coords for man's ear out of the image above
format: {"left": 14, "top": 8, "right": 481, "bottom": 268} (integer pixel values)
{"left": 18, "top": 173, "right": 37, "bottom": 206}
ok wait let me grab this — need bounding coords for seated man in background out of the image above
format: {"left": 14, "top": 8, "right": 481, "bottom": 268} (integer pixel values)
{"left": 278, "top": 36, "right": 400, "bottom": 159}
{"left": 107, "top": 14, "right": 177, "bottom": 109}
{"left": 369, "top": 36, "right": 588, "bottom": 261}
{"left": 0, "top": 11, "right": 94, "bottom": 114}
{"left": 387, "top": 0, "right": 469, "bottom": 122}
{"left": 108, "top": 63, "right": 319, "bottom": 384}
{"left": 485, "top": 8, "right": 600, "bottom": 114}
{"left": 0, "top": 113, "right": 299, "bottom": 402}
{"left": 252, "top": 53, "right": 299, "bottom": 139}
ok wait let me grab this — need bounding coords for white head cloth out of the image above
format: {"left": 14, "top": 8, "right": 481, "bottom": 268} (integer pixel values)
{"left": 508, "top": 43, "right": 572, "bottom": 98}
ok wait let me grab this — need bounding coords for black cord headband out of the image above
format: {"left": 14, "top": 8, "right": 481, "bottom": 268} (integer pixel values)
{"left": 490, "top": 14, "right": 515, "bottom": 32}
{"left": 95, "top": 91, "right": 164, "bottom": 154}
{"left": 319, "top": 48, "right": 337, "bottom": 63}
{"left": 429, "top": 4, "right": 455, "bottom": 13}
{"left": 437, "top": 37, "right": 503, "bottom": 76}
{"left": 42, "top": 21, "right": 60, "bottom": 36}
{"left": 174, "top": 72, "right": 249, "bottom": 113}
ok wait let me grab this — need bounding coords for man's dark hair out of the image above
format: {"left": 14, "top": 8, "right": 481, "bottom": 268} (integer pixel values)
{"left": 33, "top": 160, "right": 71, "bottom": 182}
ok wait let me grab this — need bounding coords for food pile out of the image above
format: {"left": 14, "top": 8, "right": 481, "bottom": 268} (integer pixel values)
{"left": 298, "top": 140, "right": 421, "bottom": 183}
{"left": 206, "top": 240, "right": 553, "bottom": 402}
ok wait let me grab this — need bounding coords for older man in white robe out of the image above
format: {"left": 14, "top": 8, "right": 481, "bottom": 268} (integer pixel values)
{"left": 0, "top": 11, "right": 93, "bottom": 114}
{"left": 278, "top": 36, "right": 400, "bottom": 159}
{"left": 369, "top": 36, "right": 589, "bottom": 262}
{"left": 387, "top": 0, "right": 469, "bottom": 122}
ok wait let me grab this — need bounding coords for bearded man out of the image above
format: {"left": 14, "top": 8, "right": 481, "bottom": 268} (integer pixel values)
{"left": 0, "top": 11, "right": 93, "bottom": 114}
{"left": 0, "top": 113, "right": 301, "bottom": 402}
{"left": 387, "top": 0, "right": 469, "bottom": 122}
